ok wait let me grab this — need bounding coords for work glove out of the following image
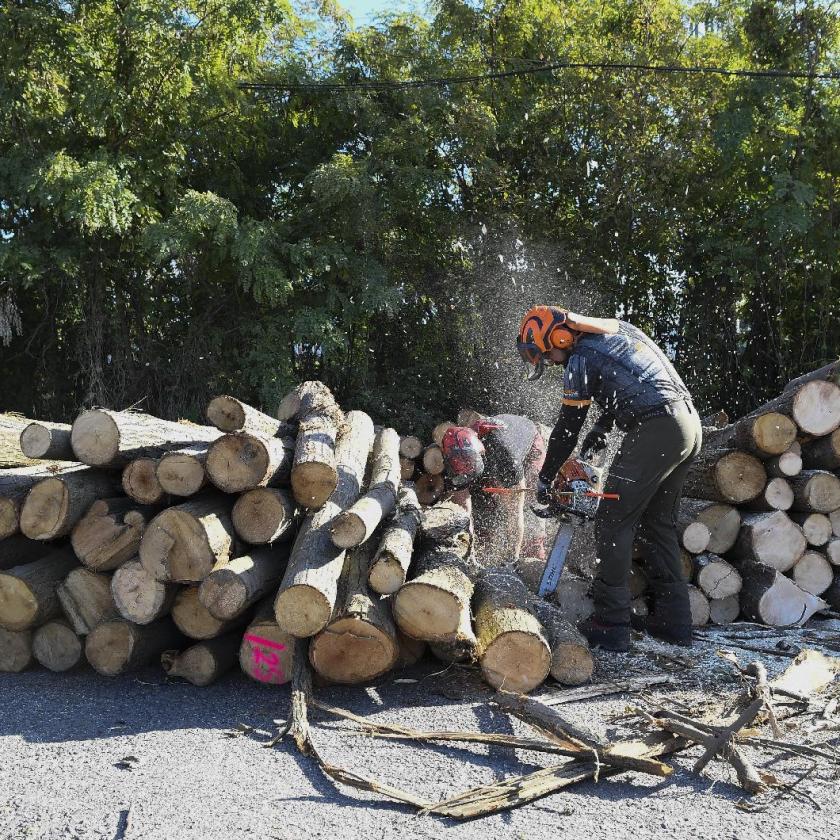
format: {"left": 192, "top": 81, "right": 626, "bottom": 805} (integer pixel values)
{"left": 535, "top": 476, "right": 553, "bottom": 505}
{"left": 559, "top": 457, "right": 596, "bottom": 486}
{"left": 581, "top": 427, "right": 609, "bottom": 456}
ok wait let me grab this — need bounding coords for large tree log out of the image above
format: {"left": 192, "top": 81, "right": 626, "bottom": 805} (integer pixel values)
{"left": 675, "top": 509, "right": 711, "bottom": 553}
{"left": 750, "top": 380, "right": 840, "bottom": 436}
{"left": 708, "top": 594, "right": 740, "bottom": 625}
{"left": 205, "top": 432, "right": 295, "bottom": 494}
{"left": 432, "top": 422, "right": 455, "bottom": 447}
{"left": 0, "top": 535, "right": 58, "bottom": 570}
{"left": 742, "top": 477, "right": 794, "bottom": 511}
{"left": 56, "top": 567, "right": 118, "bottom": 634}
{"left": 156, "top": 445, "right": 210, "bottom": 497}
{"left": 139, "top": 494, "right": 237, "bottom": 583}
{"left": 0, "top": 414, "right": 38, "bottom": 467}
{"left": 678, "top": 500, "right": 741, "bottom": 554}
{"left": 71, "top": 497, "right": 158, "bottom": 571}
{"left": 231, "top": 487, "right": 296, "bottom": 545}
{"left": 687, "top": 584, "right": 710, "bottom": 626}
{"left": 199, "top": 547, "right": 290, "bottom": 621}
{"left": 206, "top": 395, "right": 293, "bottom": 438}
{"left": 368, "top": 485, "right": 422, "bottom": 595}
{"left": 331, "top": 428, "right": 401, "bottom": 549}
{"left": 784, "top": 360, "right": 840, "bottom": 392}
{"left": 790, "top": 550, "right": 833, "bottom": 596}
{"left": 399, "top": 457, "right": 416, "bottom": 481}
{"left": 554, "top": 573, "right": 595, "bottom": 624}
{"left": 122, "top": 457, "right": 165, "bottom": 504}
{"left": 32, "top": 619, "right": 83, "bottom": 672}
{"left": 472, "top": 568, "right": 551, "bottom": 693}
{"left": 704, "top": 413, "right": 797, "bottom": 456}
{"left": 790, "top": 512, "right": 832, "bottom": 547}
{"left": 20, "top": 466, "right": 121, "bottom": 540}
{"left": 415, "top": 473, "right": 445, "bottom": 506}
{"left": 171, "top": 586, "right": 249, "bottom": 640}
{"left": 399, "top": 435, "right": 423, "bottom": 460}
{"left": 422, "top": 444, "right": 445, "bottom": 476}
{"left": 0, "top": 463, "right": 81, "bottom": 539}
{"left": 682, "top": 449, "right": 766, "bottom": 504}
{"left": 289, "top": 381, "right": 345, "bottom": 509}
{"left": 789, "top": 470, "right": 840, "bottom": 513}
{"left": 274, "top": 411, "right": 374, "bottom": 637}
{"left": 530, "top": 600, "right": 594, "bottom": 686}
{"left": 733, "top": 559, "right": 827, "bottom": 626}
{"left": 765, "top": 447, "right": 803, "bottom": 478}
{"left": 692, "top": 554, "right": 742, "bottom": 600}
{"left": 161, "top": 633, "right": 242, "bottom": 686}
{"left": 20, "top": 421, "right": 74, "bottom": 461}
{"left": 427, "top": 601, "right": 479, "bottom": 665}
{"left": 801, "top": 429, "right": 840, "bottom": 471}
{"left": 419, "top": 500, "right": 472, "bottom": 545}
{"left": 111, "top": 558, "right": 178, "bottom": 624}
{"left": 85, "top": 617, "right": 184, "bottom": 676}
{"left": 239, "top": 597, "right": 295, "bottom": 685}
{"left": 71, "top": 409, "right": 222, "bottom": 468}
{"left": 0, "top": 548, "right": 78, "bottom": 630}
{"left": 309, "top": 541, "right": 399, "bottom": 684}
{"left": 0, "top": 627, "right": 33, "bottom": 672}
{"left": 731, "top": 511, "right": 807, "bottom": 572}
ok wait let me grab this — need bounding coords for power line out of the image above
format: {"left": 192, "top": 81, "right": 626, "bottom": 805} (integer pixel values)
{"left": 239, "top": 59, "right": 840, "bottom": 92}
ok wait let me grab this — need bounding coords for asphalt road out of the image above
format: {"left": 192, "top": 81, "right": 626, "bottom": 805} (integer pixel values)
{"left": 1, "top": 631, "right": 839, "bottom": 840}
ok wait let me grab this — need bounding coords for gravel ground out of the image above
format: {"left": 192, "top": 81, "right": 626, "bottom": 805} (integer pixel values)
{"left": 1, "top": 627, "right": 839, "bottom": 840}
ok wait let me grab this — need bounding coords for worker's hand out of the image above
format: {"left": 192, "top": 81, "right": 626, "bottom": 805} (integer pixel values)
{"left": 559, "top": 457, "right": 595, "bottom": 486}
{"left": 581, "top": 427, "right": 609, "bottom": 456}
{"left": 535, "top": 476, "right": 553, "bottom": 505}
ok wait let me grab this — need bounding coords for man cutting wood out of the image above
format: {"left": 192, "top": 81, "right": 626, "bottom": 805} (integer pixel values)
{"left": 517, "top": 306, "right": 702, "bottom": 651}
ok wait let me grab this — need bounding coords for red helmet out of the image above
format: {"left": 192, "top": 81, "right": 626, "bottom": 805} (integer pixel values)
{"left": 441, "top": 426, "right": 485, "bottom": 488}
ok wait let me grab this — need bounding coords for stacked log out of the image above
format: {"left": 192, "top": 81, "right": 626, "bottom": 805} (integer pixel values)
{"left": 20, "top": 421, "right": 74, "bottom": 461}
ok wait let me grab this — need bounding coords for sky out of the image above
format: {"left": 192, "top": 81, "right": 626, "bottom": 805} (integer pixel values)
{"left": 338, "top": 0, "right": 428, "bottom": 23}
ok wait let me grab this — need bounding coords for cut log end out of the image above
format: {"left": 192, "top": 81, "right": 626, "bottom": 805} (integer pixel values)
{"left": 198, "top": 574, "right": 248, "bottom": 622}
{"left": 20, "top": 424, "right": 53, "bottom": 459}
{"left": 392, "top": 582, "right": 463, "bottom": 640}
{"left": 399, "top": 436, "right": 423, "bottom": 459}
{"left": 480, "top": 628, "right": 551, "bottom": 694}
{"left": 0, "top": 627, "right": 33, "bottom": 671}
{"left": 792, "top": 551, "right": 834, "bottom": 597}
{"left": 231, "top": 487, "right": 295, "bottom": 545}
{"left": 206, "top": 396, "right": 247, "bottom": 433}
{"left": 71, "top": 410, "right": 119, "bottom": 466}
{"left": 309, "top": 617, "right": 398, "bottom": 684}
{"left": 550, "top": 641, "right": 595, "bottom": 686}
{"left": 709, "top": 594, "right": 740, "bottom": 625}
{"left": 85, "top": 621, "right": 136, "bottom": 676}
{"left": 291, "top": 462, "right": 338, "bottom": 509}
{"left": 240, "top": 624, "right": 295, "bottom": 685}
{"left": 32, "top": 621, "right": 83, "bottom": 672}
{"left": 0, "top": 575, "right": 39, "bottom": 631}
{"left": 111, "top": 560, "right": 175, "bottom": 625}
{"left": 368, "top": 556, "right": 405, "bottom": 595}
{"left": 793, "top": 381, "right": 840, "bottom": 436}
{"left": 682, "top": 522, "right": 711, "bottom": 553}
{"left": 330, "top": 513, "right": 367, "bottom": 549}
{"left": 687, "top": 585, "right": 710, "bottom": 626}
{"left": 274, "top": 586, "right": 332, "bottom": 638}
{"left": 157, "top": 454, "right": 206, "bottom": 496}
{"left": 122, "top": 459, "right": 164, "bottom": 505}
{"left": 0, "top": 498, "right": 20, "bottom": 540}
{"left": 206, "top": 434, "right": 272, "bottom": 494}
{"left": 19, "top": 478, "right": 69, "bottom": 540}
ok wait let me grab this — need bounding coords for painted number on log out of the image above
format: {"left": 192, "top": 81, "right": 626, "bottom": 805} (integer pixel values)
{"left": 244, "top": 633, "right": 286, "bottom": 683}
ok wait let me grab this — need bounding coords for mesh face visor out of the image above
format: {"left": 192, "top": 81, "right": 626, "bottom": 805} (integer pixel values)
{"left": 517, "top": 340, "right": 546, "bottom": 380}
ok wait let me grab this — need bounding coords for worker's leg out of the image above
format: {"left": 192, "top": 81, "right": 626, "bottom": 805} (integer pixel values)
{"left": 592, "top": 413, "right": 692, "bottom": 625}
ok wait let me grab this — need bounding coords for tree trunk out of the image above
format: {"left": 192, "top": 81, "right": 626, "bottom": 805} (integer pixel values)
{"left": 674, "top": 510, "right": 711, "bottom": 553}
{"left": 368, "top": 484, "right": 422, "bottom": 595}
{"left": 172, "top": 585, "right": 250, "bottom": 640}
{"left": 19, "top": 466, "right": 121, "bottom": 539}
{"left": 122, "top": 457, "right": 165, "bottom": 504}
{"left": 231, "top": 487, "right": 297, "bottom": 545}
{"left": 789, "top": 470, "right": 840, "bottom": 513}
{"left": 0, "top": 548, "right": 78, "bottom": 630}
{"left": 692, "top": 554, "right": 742, "bottom": 600}
{"left": 704, "top": 412, "right": 797, "bottom": 456}
{"left": 206, "top": 395, "right": 294, "bottom": 438}
{"left": 111, "top": 558, "right": 178, "bottom": 624}
{"left": 32, "top": 619, "right": 83, "bottom": 672}
{"left": 784, "top": 360, "right": 840, "bottom": 392}
{"left": 71, "top": 497, "right": 158, "bottom": 571}
{"left": 161, "top": 633, "right": 242, "bottom": 686}
{"left": 331, "top": 427, "right": 401, "bottom": 548}
{"left": 422, "top": 444, "right": 445, "bottom": 476}
{"left": 731, "top": 511, "right": 806, "bottom": 572}
{"left": 765, "top": 448, "right": 803, "bottom": 478}
{"left": 415, "top": 473, "right": 445, "bottom": 506}
{"left": 139, "top": 493, "right": 237, "bottom": 583}
{"left": 239, "top": 597, "right": 295, "bottom": 685}
{"left": 71, "top": 409, "right": 222, "bottom": 467}
{"left": 530, "top": 600, "right": 594, "bottom": 686}
{"left": 1, "top": 464, "right": 84, "bottom": 539}
{"left": 85, "top": 617, "right": 185, "bottom": 676}
{"left": 789, "top": 512, "right": 832, "bottom": 547}
{"left": 733, "top": 559, "right": 827, "bottom": 626}
{"left": 274, "top": 411, "right": 374, "bottom": 637}
{"left": 56, "top": 567, "right": 118, "bottom": 634}
{"left": 790, "top": 550, "right": 833, "bottom": 596}
{"left": 687, "top": 584, "right": 710, "bottom": 626}
{"left": 708, "top": 595, "right": 740, "bottom": 625}
{"left": 0, "top": 627, "right": 33, "bottom": 672}
{"left": 20, "top": 421, "right": 74, "bottom": 461}
{"left": 399, "top": 435, "right": 423, "bottom": 459}
{"left": 682, "top": 448, "right": 766, "bottom": 504}
{"left": 205, "top": 432, "right": 295, "bottom": 494}
{"left": 750, "top": 381, "right": 840, "bottom": 436}
{"left": 199, "top": 546, "right": 290, "bottom": 621}
{"left": 156, "top": 444, "right": 211, "bottom": 497}
{"left": 742, "top": 477, "right": 794, "bottom": 511}
{"left": 309, "top": 541, "right": 399, "bottom": 684}
{"left": 0, "top": 535, "right": 59, "bottom": 570}
{"left": 289, "top": 381, "right": 345, "bottom": 509}
{"left": 678, "top": 500, "right": 741, "bottom": 554}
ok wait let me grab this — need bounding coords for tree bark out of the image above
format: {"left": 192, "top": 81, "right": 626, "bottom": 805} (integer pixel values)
{"left": 732, "top": 559, "right": 826, "bottom": 626}
{"left": 731, "top": 511, "right": 807, "bottom": 572}
{"left": 0, "top": 535, "right": 59, "bottom": 570}
{"left": 789, "top": 470, "right": 840, "bottom": 513}
{"left": 239, "top": 596, "right": 295, "bottom": 685}
{"left": 32, "top": 619, "right": 83, "bottom": 671}
{"left": 71, "top": 409, "right": 222, "bottom": 468}
{"left": 368, "top": 485, "right": 422, "bottom": 595}
{"left": 427, "top": 598, "right": 479, "bottom": 665}
{"left": 708, "top": 594, "right": 740, "bottom": 625}
{"left": 172, "top": 585, "right": 250, "bottom": 640}
{"left": 331, "top": 427, "right": 401, "bottom": 548}
{"left": 309, "top": 541, "right": 399, "bottom": 684}
{"left": 289, "top": 381, "right": 345, "bottom": 509}
{"left": 156, "top": 444, "right": 211, "bottom": 497}
{"left": 111, "top": 558, "right": 178, "bottom": 624}
{"left": 85, "top": 617, "right": 185, "bottom": 676}
{"left": 161, "top": 633, "right": 242, "bottom": 686}
{"left": 678, "top": 500, "right": 741, "bottom": 554}
{"left": 790, "top": 550, "right": 833, "bottom": 596}
{"left": 784, "top": 360, "right": 840, "bottom": 392}
{"left": 801, "top": 429, "right": 840, "bottom": 471}
{"left": 530, "top": 600, "right": 594, "bottom": 686}
{"left": 687, "top": 584, "right": 710, "bottom": 626}
{"left": 57, "top": 567, "right": 118, "bottom": 634}
{"left": 0, "top": 626, "right": 33, "bottom": 672}
{"left": 205, "top": 432, "right": 295, "bottom": 494}
{"left": 274, "top": 411, "right": 374, "bottom": 637}
{"left": 682, "top": 448, "right": 766, "bottom": 504}
{"left": 206, "top": 395, "right": 294, "bottom": 438}
{"left": 692, "top": 554, "right": 742, "bottom": 600}
{"left": 554, "top": 573, "right": 595, "bottom": 624}
{"left": 139, "top": 493, "right": 237, "bottom": 583}
{"left": 20, "top": 421, "right": 74, "bottom": 461}
{"left": 71, "top": 497, "right": 158, "bottom": 571}
{"left": 19, "top": 466, "right": 121, "bottom": 539}
{"left": 789, "top": 512, "right": 832, "bottom": 547}
{"left": 764, "top": 448, "right": 803, "bottom": 478}
{"left": 741, "top": 477, "right": 794, "bottom": 511}
{"left": 704, "top": 412, "right": 797, "bottom": 456}
{"left": 199, "top": 546, "right": 290, "bottom": 621}
{"left": 122, "top": 457, "right": 165, "bottom": 504}
{"left": 231, "top": 487, "right": 297, "bottom": 545}
{"left": 0, "top": 548, "right": 78, "bottom": 630}
{"left": 751, "top": 381, "right": 840, "bottom": 436}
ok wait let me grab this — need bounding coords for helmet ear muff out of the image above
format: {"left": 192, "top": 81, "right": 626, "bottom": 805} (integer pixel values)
{"left": 548, "top": 324, "right": 577, "bottom": 351}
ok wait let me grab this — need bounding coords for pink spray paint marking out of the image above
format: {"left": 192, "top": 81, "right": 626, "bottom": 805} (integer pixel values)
{"left": 244, "top": 633, "right": 287, "bottom": 683}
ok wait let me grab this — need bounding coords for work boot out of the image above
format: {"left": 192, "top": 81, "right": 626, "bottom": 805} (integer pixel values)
{"left": 631, "top": 582, "right": 693, "bottom": 647}
{"left": 630, "top": 613, "right": 693, "bottom": 647}
{"left": 578, "top": 617, "right": 630, "bottom": 652}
